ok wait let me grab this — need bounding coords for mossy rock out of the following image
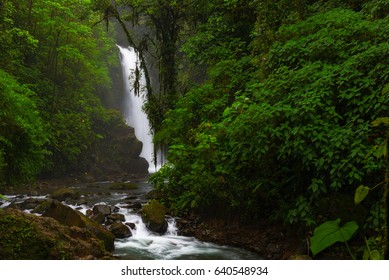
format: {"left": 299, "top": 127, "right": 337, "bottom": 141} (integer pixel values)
{"left": 0, "top": 209, "right": 112, "bottom": 259}
{"left": 42, "top": 200, "right": 85, "bottom": 228}
{"left": 42, "top": 200, "right": 115, "bottom": 251}
{"left": 51, "top": 188, "right": 80, "bottom": 201}
{"left": 141, "top": 200, "right": 168, "bottom": 234}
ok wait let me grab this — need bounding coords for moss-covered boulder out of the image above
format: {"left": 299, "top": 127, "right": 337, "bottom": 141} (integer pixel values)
{"left": 51, "top": 188, "right": 80, "bottom": 201}
{"left": 42, "top": 200, "right": 115, "bottom": 251}
{"left": 0, "top": 208, "right": 112, "bottom": 259}
{"left": 141, "top": 200, "right": 168, "bottom": 234}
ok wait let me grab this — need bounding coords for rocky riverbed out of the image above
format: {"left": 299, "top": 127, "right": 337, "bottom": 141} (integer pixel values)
{"left": 0, "top": 178, "right": 308, "bottom": 260}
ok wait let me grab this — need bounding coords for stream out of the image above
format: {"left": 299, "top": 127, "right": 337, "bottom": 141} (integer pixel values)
{"left": 1, "top": 180, "right": 261, "bottom": 260}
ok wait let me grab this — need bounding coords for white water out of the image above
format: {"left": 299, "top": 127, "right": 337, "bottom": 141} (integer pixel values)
{"left": 117, "top": 45, "right": 164, "bottom": 173}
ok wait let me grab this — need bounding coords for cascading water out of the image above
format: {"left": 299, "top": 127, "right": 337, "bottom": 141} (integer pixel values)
{"left": 117, "top": 45, "right": 163, "bottom": 173}
{"left": 1, "top": 182, "right": 262, "bottom": 260}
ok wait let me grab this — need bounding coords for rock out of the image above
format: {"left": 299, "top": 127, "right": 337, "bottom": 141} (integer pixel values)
{"left": 0, "top": 208, "right": 113, "bottom": 259}
{"left": 318, "top": 193, "right": 368, "bottom": 227}
{"left": 108, "top": 222, "right": 132, "bottom": 239}
{"left": 86, "top": 117, "right": 150, "bottom": 178}
{"left": 28, "top": 191, "right": 39, "bottom": 196}
{"left": 132, "top": 202, "right": 142, "bottom": 209}
{"left": 91, "top": 213, "right": 106, "bottom": 224}
{"left": 93, "top": 204, "right": 111, "bottom": 216}
{"left": 106, "top": 213, "right": 125, "bottom": 222}
{"left": 41, "top": 200, "right": 115, "bottom": 251}
{"left": 125, "top": 195, "right": 138, "bottom": 200}
{"left": 31, "top": 200, "right": 52, "bottom": 214}
{"left": 43, "top": 200, "right": 85, "bottom": 227}
{"left": 51, "top": 188, "right": 80, "bottom": 201}
{"left": 145, "top": 189, "right": 161, "bottom": 200}
{"left": 111, "top": 205, "right": 120, "bottom": 213}
{"left": 20, "top": 198, "right": 44, "bottom": 210}
{"left": 126, "top": 222, "right": 136, "bottom": 230}
{"left": 141, "top": 200, "right": 168, "bottom": 234}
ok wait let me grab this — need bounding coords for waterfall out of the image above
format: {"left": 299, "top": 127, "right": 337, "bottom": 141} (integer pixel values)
{"left": 117, "top": 45, "right": 163, "bottom": 173}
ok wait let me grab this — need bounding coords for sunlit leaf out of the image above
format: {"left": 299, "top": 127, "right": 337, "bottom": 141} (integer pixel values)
{"left": 371, "top": 117, "right": 389, "bottom": 127}
{"left": 354, "top": 185, "right": 370, "bottom": 205}
{"left": 310, "top": 219, "right": 359, "bottom": 256}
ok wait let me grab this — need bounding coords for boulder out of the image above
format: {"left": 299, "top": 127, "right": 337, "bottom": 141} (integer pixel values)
{"left": 106, "top": 213, "right": 126, "bottom": 222}
{"left": 0, "top": 208, "right": 113, "bottom": 259}
{"left": 20, "top": 198, "right": 44, "bottom": 210}
{"left": 42, "top": 200, "right": 85, "bottom": 227}
{"left": 51, "top": 188, "right": 80, "bottom": 201}
{"left": 42, "top": 200, "right": 115, "bottom": 251}
{"left": 132, "top": 202, "right": 142, "bottom": 209}
{"left": 108, "top": 222, "right": 132, "bottom": 239}
{"left": 126, "top": 222, "right": 136, "bottom": 230}
{"left": 93, "top": 204, "right": 112, "bottom": 216}
{"left": 44, "top": 200, "right": 84, "bottom": 224}
{"left": 91, "top": 213, "right": 106, "bottom": 224}
{"left": 141, "top": 200, "right": 168, "bottom": 234}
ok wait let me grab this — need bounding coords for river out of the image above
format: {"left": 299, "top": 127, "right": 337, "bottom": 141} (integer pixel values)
{"left": 1, "top": 180, "right": 261, "bottom": 260}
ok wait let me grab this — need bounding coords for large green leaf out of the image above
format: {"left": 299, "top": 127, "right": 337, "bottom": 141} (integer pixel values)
{"left": 354, "top": 185, "right": 370, "bottom": 205}
{"left": 310, "top": 219, "right": 359, "bottom": 256}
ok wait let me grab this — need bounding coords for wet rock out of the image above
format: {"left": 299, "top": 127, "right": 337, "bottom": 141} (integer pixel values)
{"left": 28, "top": 191, "right": 39, "bottom": 196}
{"left": 51, "top": 188, "right": 80, "bottom": 201}
{"left": 141, "top": 200, "right": 168, "bottom": 234}
{"left": 106, "top": 213, "right": 125, "bottom": 222}
{"left": 86, "top": 209, "right": 93, "bottom": 217}
{"left": 111, "top": 205, "right": 120, "bottom": 213}
{"left": 20, "top": 198, "right": 44, "bottom": 210}
{"left": 93, "top": 204, "right": 111, "bottom": 216}
{"left": 108, "top": 222, "right": 132, "bottom": 239}
{"left": 91, "top": 213, "right": 106, "bottom": 224}
{"left": 126, "top": 222, "right": 136, "bottom": 230}
{"left": 125, "top": 195, "right": 138, "bottom": 200}
{"left": 31, "top": 200, "right": 52, "bottom": 214}
{"left": 77, "top": 199, "right": 88, "bottom": 206}
{"left": 132, "top": 202, "right": 142, "bottom": 209}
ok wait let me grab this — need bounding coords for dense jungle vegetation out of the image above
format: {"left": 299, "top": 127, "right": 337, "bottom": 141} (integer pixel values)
{"left": 1, "top": 0, "right": 388, "bottom": 259}
{"left": 0, "top": 0, "right": 125, "bottom": 182}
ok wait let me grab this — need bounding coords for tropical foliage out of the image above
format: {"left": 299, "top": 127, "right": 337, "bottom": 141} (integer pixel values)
{"left": 0, "top": 0, "right": 121, "bottom": 183}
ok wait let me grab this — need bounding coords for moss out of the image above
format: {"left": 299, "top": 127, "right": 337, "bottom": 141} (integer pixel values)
{"left": 80, "top": 213, "right": 115, "bottom": 252}
{"left": 0, "top": 209, "right": 113, "bottom": 259}
{"left": 142, "top": 200, "right": 166, "bottom": 222}
{"left": 0, "top": 211, "right": 51, "bottom": 259}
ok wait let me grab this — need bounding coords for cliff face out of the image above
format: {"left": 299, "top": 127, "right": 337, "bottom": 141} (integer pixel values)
{"left": 88, "top": 112, "right": 150, "bottom": 181}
